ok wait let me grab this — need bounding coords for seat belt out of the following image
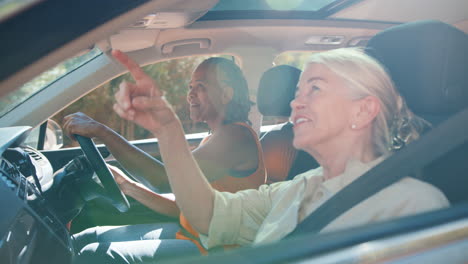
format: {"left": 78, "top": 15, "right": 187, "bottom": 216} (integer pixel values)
{"left": 286, "top": 107, "right": 468, "bottom": 238}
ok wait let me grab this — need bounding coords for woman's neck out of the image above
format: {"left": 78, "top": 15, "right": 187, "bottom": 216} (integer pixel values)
{"left": 309, "top": 134, "right": 377, "bottom": 181}
{"left": 205, "top": 115, "right": 225, "bottom": 133}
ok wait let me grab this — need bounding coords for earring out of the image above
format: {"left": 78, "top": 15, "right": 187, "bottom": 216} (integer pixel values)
{"left": 351, "top": 124, "right": 357, "bottom": 129}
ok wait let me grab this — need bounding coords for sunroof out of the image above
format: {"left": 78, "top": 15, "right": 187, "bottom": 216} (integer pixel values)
{"left": 211, "top": 0, "right": 339, "bottom": 12}
{"left": 198, "top": 0, "right": 359, "bottom": 21}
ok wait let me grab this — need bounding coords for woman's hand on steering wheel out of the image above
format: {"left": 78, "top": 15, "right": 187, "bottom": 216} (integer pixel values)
{"left": 106, "top": 164, "right": 136, "bottom": 194}
{"left": 63, "top": 112, "right": 107, "bottom": 141}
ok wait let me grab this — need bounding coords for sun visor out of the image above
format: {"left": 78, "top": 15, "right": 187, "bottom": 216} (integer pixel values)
{"left": 109, "top": 29, "right": 160, "bottom": 52}
{"left": 106, "top": 0, "right": 219, "bottom": 52}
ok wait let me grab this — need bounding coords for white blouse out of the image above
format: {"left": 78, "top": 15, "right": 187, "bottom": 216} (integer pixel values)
{"left": 200, "top": 158, "right": 449, "bottom": 249}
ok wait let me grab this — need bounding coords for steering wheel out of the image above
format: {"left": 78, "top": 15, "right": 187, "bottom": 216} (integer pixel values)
{"left": 75, "top": 134, "right": 130, "bottom": 213}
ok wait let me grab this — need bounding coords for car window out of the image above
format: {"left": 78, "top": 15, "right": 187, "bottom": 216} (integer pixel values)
{"left": 273, "top": 51, "right": 316, "bottom": 70}
{"left": 51, "top": 54, "right": 236, "bottom": 149}
{"left": 0, "top": 47, "right": 102, "bottom": 117}
{"left": 261, "top": 51, "right": 315, "bottom": 127}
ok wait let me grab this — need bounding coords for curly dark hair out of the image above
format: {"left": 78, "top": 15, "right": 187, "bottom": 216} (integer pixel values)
{"left": 199, "top": 57, "right": 254, "bottom": 125}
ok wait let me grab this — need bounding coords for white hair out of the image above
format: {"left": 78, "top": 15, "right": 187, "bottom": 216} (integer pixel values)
{"left": 305, "top": 48, "right": 427, "bottom": 156}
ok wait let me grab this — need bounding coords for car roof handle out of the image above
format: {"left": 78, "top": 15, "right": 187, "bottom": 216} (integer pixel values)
{"left": 161, "top": 38, "right": 211, "bottom": 54}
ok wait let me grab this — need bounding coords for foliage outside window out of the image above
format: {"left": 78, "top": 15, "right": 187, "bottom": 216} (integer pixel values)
{"left": 52, "top": 55, "right": 234, "bottom": 149}
{"left": 273, "top": 51, "right": 316, "bottom": 70}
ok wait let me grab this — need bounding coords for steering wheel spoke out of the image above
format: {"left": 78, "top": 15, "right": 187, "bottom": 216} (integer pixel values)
{"left": 75, "top": 135, "right": 130, "bottom": 212}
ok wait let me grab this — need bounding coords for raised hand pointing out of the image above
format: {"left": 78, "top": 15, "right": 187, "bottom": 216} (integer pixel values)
{"left": 111, "top": 50, "right": 179, "bottom": 135}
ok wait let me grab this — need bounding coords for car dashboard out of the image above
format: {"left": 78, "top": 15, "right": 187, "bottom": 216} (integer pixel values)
{"left": 0, "top": 127, "right": 73, "bottom": 264}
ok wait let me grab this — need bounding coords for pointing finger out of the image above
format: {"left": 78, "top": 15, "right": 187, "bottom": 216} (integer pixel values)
{"left": 112, "top": 50, "right": 148, "bottom": 83}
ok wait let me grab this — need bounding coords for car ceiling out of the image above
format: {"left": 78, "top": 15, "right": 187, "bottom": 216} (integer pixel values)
{"left": 0, "top": 0, "right": 468, "bottom": 92}
{"left": 104, "top": 0, "right": 468, "bottom": 92}
{"left": 332, "top": 0, "right": 468, "bottom": 26}
{"left": 1, "top": 0, "right": 467, "bottom": 105}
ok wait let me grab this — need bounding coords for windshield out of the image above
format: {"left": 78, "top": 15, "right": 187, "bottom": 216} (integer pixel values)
{"left": 0, "top": 47, "right": 102, "bottom": 117}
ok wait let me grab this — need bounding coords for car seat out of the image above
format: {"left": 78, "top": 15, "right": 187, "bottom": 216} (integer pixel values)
{"left": 257, "top": 65, "right": 319, "bottom": 183}
{"left": 365, "top": 20, "right": 468, "bottom": 203}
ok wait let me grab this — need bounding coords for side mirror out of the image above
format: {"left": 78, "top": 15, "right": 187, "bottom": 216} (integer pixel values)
{"left": 24, "top": 119, "right": 64, "bottom": 149}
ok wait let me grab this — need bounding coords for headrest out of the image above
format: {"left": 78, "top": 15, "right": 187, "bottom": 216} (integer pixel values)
{"left": 257, "top": 65, "right": 301, "bottom": 117}
{"left": 366, "top": 20, "right": 468, "bottom": 124}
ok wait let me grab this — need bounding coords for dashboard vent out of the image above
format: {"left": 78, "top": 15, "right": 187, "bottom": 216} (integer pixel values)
{"left": 0, "top": 159, "right": 7, "bottom": 171}
{"left": 24, "top": 147, "right": 43, "bottom": 162}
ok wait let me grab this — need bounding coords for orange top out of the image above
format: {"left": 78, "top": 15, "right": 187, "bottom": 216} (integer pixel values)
{"left": 175, "top": 122, "right": 266, "bottom": 254}
{"left": 260, "top": 125, "right": 297, "bottom": 183}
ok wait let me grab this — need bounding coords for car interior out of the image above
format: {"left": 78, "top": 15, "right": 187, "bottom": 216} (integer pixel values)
{"left": 257, "top": 64, "right": 319, "bottom": 183}
{"left": 365, "top": 20, "right": 468, "bottom": 205}
{"left": 1, "top": 0, "right": 468, "bottom": 263}
{"left": 259, "top": 19, "right": 468, "bottom": 201}
{"left": 173, "top": 18, "right": 468, "bottom": 264}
